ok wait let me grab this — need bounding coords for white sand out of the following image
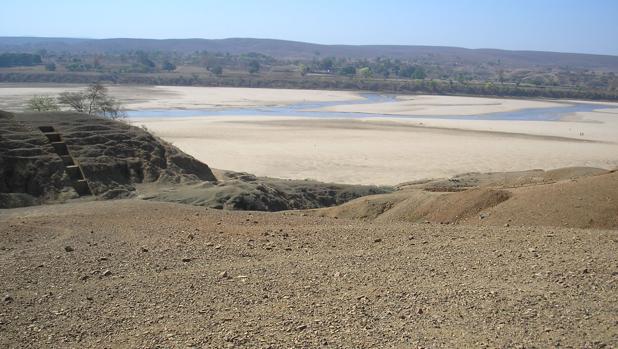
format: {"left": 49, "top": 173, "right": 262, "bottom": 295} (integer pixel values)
{"left": 0, "top": 84, "right": 363, "bottom": 111}
{"left": 134, "top": 109, "right": 618, "bottom": 185}
{"left": 311, "top": 94, "right": 566, "bottom": 116}
{"left": 121, "top": 86, "right": 364, "bottom": 110}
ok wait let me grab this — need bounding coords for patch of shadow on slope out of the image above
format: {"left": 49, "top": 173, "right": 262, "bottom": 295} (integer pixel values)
{"left": 137, "top": 170, "right": 392, "bottom": 212}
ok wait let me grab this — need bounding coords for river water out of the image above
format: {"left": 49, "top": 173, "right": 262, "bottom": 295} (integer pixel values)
{"left": 126, "top": 93, "right": 610, "bottom": 121}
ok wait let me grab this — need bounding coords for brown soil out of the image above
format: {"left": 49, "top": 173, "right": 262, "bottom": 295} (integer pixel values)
{"left": 318, "top": 168, "right": 618, "bottom": 230}
{"left": 1, "top": 199, "right": 616, "bottom": 348}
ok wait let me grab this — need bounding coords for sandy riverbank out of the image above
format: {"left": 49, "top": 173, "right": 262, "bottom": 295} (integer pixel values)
{"left": 0, "top": 84, "right": 363, "bottom": 111}
{"left": 309, "top": 94, "right": 568, "bottom": 116}
{"left": 134, "top": 107, "right": 618, "bottom": 185}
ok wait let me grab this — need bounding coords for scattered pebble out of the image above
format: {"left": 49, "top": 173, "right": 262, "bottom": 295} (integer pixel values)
{"left": 182, "top": 257, "right": 192, "bottom": 263}
{"left": 102, "top": 270, "right": 112, "bottom": 277}
{"left": 373, "top": 238, "right": 382, "bottom": 243}
{"left": 219, "top": 271, "right": 229, "bottom": 279}
{"left": 3, "top": 294, "right": 13, "bottom": 303}
{"left": 64, "top": 246, "right": 74, "bottom": 252}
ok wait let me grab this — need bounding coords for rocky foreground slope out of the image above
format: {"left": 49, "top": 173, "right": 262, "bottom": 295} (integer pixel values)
{"left": 0, "top": 200, "right": 616, "bottom": 348}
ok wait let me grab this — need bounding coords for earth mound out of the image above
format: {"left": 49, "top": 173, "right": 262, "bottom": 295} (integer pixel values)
{"left": 316, "top": 167, "right": 618, "bottom": 229}
{"left": 1, "top": 110, "right": 217, "bottom": 207}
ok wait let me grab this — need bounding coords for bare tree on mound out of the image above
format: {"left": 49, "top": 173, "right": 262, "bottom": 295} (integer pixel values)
{"left": 26, "top": 95, "right": 60, "bottom": 112}
{"left": 58, "top": 82, "right": 126, "bottom": 119}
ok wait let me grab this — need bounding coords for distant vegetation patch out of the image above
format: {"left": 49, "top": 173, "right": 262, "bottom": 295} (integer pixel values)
{"left": 0, "top": 53, "right": 41, "bottom": 67}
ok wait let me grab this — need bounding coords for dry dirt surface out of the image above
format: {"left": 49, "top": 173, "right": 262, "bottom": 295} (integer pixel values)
{"left": 318, "top": 168, "right": 618, "bottom": 230}
{"left": 1, "top": 200, "right": 616, "bottom": 348}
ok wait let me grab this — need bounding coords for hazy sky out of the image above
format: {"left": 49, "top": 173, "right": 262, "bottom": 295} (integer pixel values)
{"left": 2, "top": 0, "right": 618, "bottom": 55}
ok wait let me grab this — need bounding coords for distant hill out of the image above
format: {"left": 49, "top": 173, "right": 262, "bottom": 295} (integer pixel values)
{"left": 2, "top": 36, "right": 618, "bottom": 72}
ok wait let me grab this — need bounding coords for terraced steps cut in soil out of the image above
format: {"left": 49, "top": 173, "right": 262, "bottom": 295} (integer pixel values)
{"left": 39, "top": 126, "right": 92, "bottom": 196}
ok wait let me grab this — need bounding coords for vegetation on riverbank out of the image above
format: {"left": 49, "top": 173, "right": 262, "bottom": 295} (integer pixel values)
{"left": 2, "top": 37, "right": 618, "bottom": 100}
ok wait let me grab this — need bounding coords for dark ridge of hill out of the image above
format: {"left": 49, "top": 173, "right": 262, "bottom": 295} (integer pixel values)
{"left": 0, "top": 111, "right": 218, "bottom": 207}
{"left": 0, "top": 111, "right": 388, "bottom": 209}
{"left": 2, "top": 37, "right": 618, "bottom": 71}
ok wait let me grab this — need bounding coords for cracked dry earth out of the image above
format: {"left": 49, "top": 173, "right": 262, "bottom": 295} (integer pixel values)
{"left": 0, "top": 199, "right": 616, "bottom": 348}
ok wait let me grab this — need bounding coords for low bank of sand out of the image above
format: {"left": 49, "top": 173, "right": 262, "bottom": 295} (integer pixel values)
{"left": 309, "top": 94, "right": 567, "bottom": 116}
{"left": 0, "top": 84, "right": 363, "bottom": 111}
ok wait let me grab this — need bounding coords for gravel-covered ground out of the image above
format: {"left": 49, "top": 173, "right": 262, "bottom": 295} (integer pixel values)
{"left": 1, "top": 199, "right": 616, "bottom": 348}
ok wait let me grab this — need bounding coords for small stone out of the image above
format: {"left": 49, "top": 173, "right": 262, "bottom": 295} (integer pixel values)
{"left": 3, "top": 294, "right": 13, "bottom": 303}
{"left": 373, "top": 238, "right": 382, "bottom": 243}
{"left": 64, "top": 246, "right": 74, "bottom": 252}
{"left": 296, "top": 324, "right": 307, "bottom": 331}
{"left": 582, "top": 268, "right": 589, "bottom": 274}
{"left": 214, "top": 245, "right": 222, "bottom": 250}
{"left": 333, "top": 271, "right": 341, "bottom": 278}
{"left": 102, "top": 270, "right": 112, "bottom": 277}
{"left": 140, "top": 247, "right": 149, "bottom": 253}
{"left": 528, "top": 247, "right": 536, "bottom": 253}
{"left": 182, "top": 257, "right": 192, "bottom": 263}
{"left": 187, "top": 234, "right": 194, "bottom": 240}
{"left": 80, "top": 275, "right": 89, "bottom": 281}
{"left": 504, "top": 223, "right": 510, "bottom": 227}
{"left": 219, "top": 271, "right": 229, "bottom": 279}
{"left": 417, "top": 308, "right": 424, "bottom": 315}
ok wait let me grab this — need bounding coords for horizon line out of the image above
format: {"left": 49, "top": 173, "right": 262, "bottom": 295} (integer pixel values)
{"left": 1, "top": 36, "right": 617, "bottom": 57}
